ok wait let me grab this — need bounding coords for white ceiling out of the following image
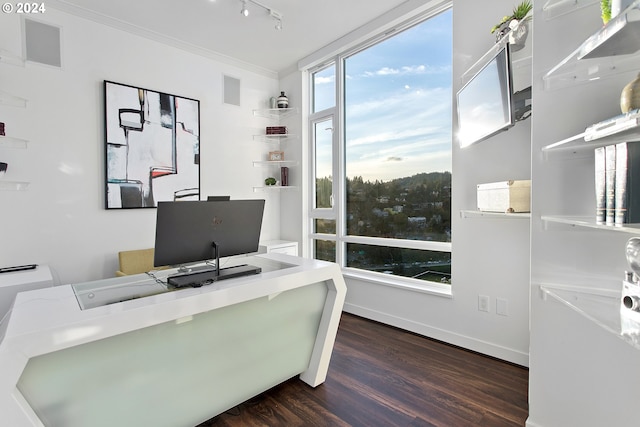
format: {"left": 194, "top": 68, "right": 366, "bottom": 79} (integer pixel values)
{"left": 47, "top": 0, "right": 410, "bottom": 76}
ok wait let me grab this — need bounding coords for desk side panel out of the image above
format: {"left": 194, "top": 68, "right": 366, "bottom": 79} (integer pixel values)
{"left": 16, "top": 282, "right": 328, "bottom": 427}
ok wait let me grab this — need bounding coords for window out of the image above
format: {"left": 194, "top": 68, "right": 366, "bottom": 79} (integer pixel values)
{"left": 308, "top": 5, "right": 452, "bottom": 288}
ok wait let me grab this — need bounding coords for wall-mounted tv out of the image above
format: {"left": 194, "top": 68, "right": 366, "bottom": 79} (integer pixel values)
{"left": 456, "top": 44, "right": 514, "bottom": 148}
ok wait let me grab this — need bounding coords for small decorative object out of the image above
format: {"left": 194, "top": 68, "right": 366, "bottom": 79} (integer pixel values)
{"left": 266, "top": 126, "right": 287, "bottom": 135}
{"left": 265, "top": 177, "right": 277, "bottom": 186}
{"left": 0, "top": 162, "right": 7, "bottom": 177}
{"left": 277, "top": 91, "right": 289, "bottom": 108}
{"left": 622, "top": 237, "right": 640, "bottom": 324}
{"left": 270, "top": 97, "right": 277, "bottom": 109}
{"left": 280, "top": 166, "right": 289, "bottom": 186}
{"left": 621, "top": 72, "right": 640, "bottom": 113}
{"left": 269, "top": 151, "right": 284, "bottom": 161}
{"left": 490, "top": 1, "right": 532, "bottom": 46}
{"left": 0, "top": 122, "right": 5, "bottom": 136}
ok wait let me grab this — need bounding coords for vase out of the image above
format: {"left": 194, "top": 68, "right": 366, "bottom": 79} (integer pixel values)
{"left": 620, "top": 72, "right": 640, "bottom": 113}
{"left": 276, "top": 91, "right": 289, "bottom": 109}
{"left": 507, "top": 19, "right": 529, "bottom": 52}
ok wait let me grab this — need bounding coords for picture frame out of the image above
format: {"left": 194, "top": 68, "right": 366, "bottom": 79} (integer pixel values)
{"left": 268, "top": 151, "right": 284, "bottom": 161}
{"left": 104, "top": 81, "right": 200, "bottom": 209}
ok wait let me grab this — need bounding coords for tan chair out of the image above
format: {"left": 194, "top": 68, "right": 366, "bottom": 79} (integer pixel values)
{"left": 116, "top": 248, "right": 166, "bottom": 276}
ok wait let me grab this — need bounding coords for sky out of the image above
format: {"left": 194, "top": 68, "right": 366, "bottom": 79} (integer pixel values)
{"left": 314, "top": 8, "right": 452, "bottom": 183}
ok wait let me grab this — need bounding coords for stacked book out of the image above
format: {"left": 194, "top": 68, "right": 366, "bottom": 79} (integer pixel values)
{"left": 595, "top": 142, "right": 640, "bottom": 225}
{"left": 266, "top": 126, "right": 287, "bottom": 135}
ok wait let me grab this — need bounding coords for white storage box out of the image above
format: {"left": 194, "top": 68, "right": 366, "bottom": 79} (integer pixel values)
{"left": 477, "top": 180, "right": 531, "bottom": 213}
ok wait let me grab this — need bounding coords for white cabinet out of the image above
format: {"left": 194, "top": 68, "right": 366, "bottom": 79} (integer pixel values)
{"left": 0, "top": 265, "right": 54, "bottom": 322}
{"left": 259, "top": 240, "right": 299, "bottom": 256}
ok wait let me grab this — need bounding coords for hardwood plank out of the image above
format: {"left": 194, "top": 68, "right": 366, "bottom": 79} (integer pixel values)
{"left": 198, "top": 313, "right": 528, "bottom": 426}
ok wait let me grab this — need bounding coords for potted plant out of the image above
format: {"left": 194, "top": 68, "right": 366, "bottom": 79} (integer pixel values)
{"left": 490, "top": 1, "right": 533, "bottom": 44}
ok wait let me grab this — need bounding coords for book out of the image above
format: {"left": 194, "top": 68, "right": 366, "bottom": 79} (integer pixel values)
{"left": 614, "top": 142, "right": 640, "bottom": 225}
{"left": 605, "top": 144, "right": 616, "bottom": 225}
{"left": 594, "top": 146, "right": 606, "bottom": 224}
{"left": 280, "top": 166, "right": 289, "bottom": 186}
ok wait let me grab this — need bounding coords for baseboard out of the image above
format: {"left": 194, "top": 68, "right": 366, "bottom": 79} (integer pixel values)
{"left": 343, "top": 302, "right": 529, "bottom": 367}
{"left": 525, "top": 418, "right": 542, "bottom": 427}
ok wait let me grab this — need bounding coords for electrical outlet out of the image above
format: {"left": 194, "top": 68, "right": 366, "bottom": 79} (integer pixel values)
{"left": 478, "top": 295, "right": 490, "bottom": 312}
{"left": 497, "top": 298, "right": 508, "bottom": 316}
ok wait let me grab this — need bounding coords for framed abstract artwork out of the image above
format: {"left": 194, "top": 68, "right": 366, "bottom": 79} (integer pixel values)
{"left": 104, "top": 81, "right": 200, "bottom": 209}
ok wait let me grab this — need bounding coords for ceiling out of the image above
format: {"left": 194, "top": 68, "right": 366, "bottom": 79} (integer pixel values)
{"left": 47, "top": 0, "right": 411, "bottom": 76}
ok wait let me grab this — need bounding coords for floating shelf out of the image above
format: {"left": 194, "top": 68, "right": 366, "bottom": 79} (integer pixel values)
{"left": 0, "top": 135, "right": 28, "bottom": 149}
{"left": 252, "top": 108, "right": 298, "bottom": 120}
{"left": 253, "top": 160, "right": 298, "bottom": 167}
{"left": 253, "top": 185, "right": 298, "bottom": 192}
{"left": 0, "top": 90, "right": 27, "bottom": 108}
{"left": 539, "top": 283, "right": 640, "bottom": 350}
{"left": 543, "top": 1, "right": 640, "bottom": 89}
{"left": 460, "top": 210, "right": 530, "bottom": 219}
{"left": 252, "top": 134, "right": 296, "bottom": 142}
{"left": 541, "top": 215, "right": 640, "bottom": 233}
{"left": 542, "top": 0, "right": 599, "bottom": 21}
{"left": 0, "top": 181, "right": 29, "bottom": 191}
{"left": 0, "top": 49, "right": 25, "bottom": 67}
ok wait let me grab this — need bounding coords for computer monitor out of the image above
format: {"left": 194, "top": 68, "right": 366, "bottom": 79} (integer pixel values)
{"left": 207, "top": 196, "right": 230, "bottom": 201}
{"left": 153, "top": 199, "right": 265, "bottom": 286}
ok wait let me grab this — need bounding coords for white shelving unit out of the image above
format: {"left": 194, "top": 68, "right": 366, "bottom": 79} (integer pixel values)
{"left": 529, "top": 2, "right": 640, "bottom": 425}
{"left": 252, "top": 107, "right": 298, "bottom": 191}
{"left": 0, "top": 50, "right": 29, "bottom": 191}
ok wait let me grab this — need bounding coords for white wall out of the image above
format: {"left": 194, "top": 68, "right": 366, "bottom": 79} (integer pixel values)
{"left": 0, "top": 9, "right": 281, "bottom": 285}
{"left": 282, "top": 0, "right": 532, "bottom": 366}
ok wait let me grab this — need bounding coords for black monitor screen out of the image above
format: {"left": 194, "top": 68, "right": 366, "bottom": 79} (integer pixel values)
{"left": 154, "top": 199, "right": 265, "bottom": 267}
{"left": 456, "top": 44, "right": 514, "bottom": 148}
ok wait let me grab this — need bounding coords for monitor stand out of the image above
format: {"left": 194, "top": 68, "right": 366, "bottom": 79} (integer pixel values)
{"left": 166, "top": 242, "right": 261, "bottom": 288}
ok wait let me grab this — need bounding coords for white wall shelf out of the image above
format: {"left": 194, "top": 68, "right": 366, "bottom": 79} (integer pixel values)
{"left": 0, "top": 180, "right": 29, "bottom": 191}
{"left": 253, "top": 134, "right": 296, "bottom": 142}
{"left": 253, "top": 185, "right": 297, "bottom": 192}
{"left": 541, "top": 215, "right": 640, "bottom": 233}
{"left": 253, "top": 160, "right": 298, "bottom": 167}
{"left": 252, "top": 108, "right": 298, "bottom": 120}
{"left": 0, "top": 90, "right": 27, "bottom": 108}
{"left": 460, "top": 210, "right": 530, "bottom": 219}
{"left": 0, "top": 135, "right": 28, "bottom": 149}
{"left": 543, "top": 1, "right": 640, "bottom": 89}
{"left": 542, "top": 0, "right": 599, "bottom": 21}
{"left": 539, "top": 283, "right": 640, "bottom": 350}
{"left": 0, "top": 48, "right": 24, "bottom": 67}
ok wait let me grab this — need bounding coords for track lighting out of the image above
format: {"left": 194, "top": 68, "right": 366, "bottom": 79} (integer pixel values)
{"left": 239, "top": 0, "right": 283, "bottom": 30}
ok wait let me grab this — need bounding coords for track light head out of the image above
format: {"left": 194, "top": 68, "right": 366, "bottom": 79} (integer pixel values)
{"left": 240, "top": 0, "right": 249, "bottom": 16}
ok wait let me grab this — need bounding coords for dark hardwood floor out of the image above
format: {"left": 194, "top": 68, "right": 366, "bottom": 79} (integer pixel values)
{"left": 198, "top": 313, "right": 529, "bottom": 427}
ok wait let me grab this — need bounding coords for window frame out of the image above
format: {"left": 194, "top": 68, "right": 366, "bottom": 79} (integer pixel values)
{"left": 306, "top": 3, "right": 453, "bottom": 294}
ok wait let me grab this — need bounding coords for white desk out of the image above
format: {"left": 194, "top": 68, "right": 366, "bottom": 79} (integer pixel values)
{"left": 0, "top": 254, "right": 346, "bottom": 427}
